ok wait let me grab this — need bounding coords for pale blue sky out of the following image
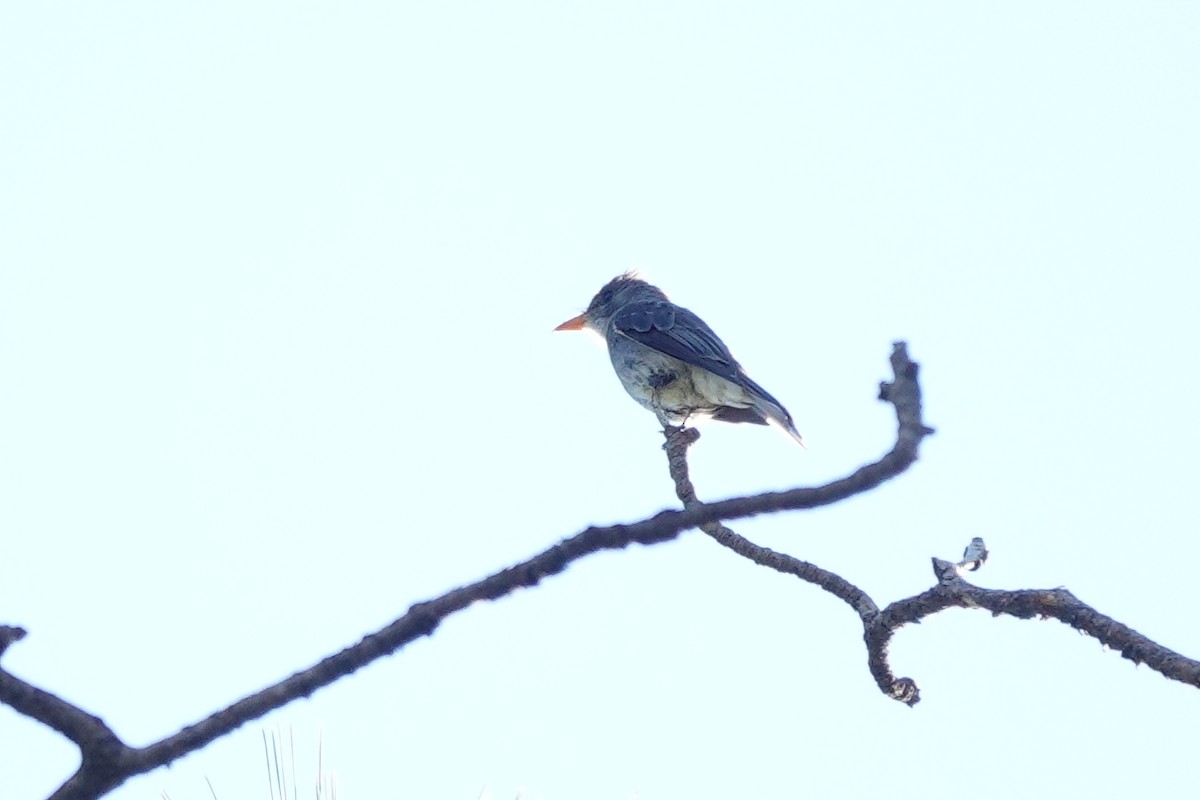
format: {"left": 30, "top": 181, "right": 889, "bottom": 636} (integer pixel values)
{"left": 3, "top": 3, "right": 1199, "bottom": 799}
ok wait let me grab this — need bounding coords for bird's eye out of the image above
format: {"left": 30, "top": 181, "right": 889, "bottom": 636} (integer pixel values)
{"left": 591, "top": 288, "right": 615, "bottom": 310}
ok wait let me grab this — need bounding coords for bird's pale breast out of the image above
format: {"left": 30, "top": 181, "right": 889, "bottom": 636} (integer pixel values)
{"left": 608, "top": 334, "right": 751, "bottom": 423}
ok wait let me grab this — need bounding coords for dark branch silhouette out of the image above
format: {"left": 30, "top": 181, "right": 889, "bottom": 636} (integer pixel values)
{"left": 2, "top": 341, "right": 1195, "bottom": 800}
{"left": 662, "top": 348, "right": 1200, "bottom": 705}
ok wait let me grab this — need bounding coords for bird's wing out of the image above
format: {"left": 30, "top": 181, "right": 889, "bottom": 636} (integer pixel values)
{"left": 611, "top": 300, "right": 742, "bottom": 384}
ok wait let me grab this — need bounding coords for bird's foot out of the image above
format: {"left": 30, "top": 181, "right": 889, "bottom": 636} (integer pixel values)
{"left": 661, "top": 424, "right": 700, "bottom": 450}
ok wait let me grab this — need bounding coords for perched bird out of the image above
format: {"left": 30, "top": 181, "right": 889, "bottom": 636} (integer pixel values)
{"left": 555, "top": 273, "right": 805, "bottom": 445}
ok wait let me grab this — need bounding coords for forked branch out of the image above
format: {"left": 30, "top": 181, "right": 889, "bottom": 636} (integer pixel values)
{"left": 19, "top": 341, "right": 1149, "bottom": 800}
{"left": 664, "top": 346, "right": 1200, "bottom": 704}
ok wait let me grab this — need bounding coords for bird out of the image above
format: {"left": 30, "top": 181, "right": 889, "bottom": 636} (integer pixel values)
{"left": 554, "top": 273, "right": 805, "bottom": 446}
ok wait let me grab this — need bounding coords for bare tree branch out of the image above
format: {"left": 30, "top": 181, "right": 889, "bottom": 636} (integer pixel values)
{"left": 879, "top": 560, "right": 1200, "bottom": 694}
{"left": 660, "top": 342, "right": 931, "bottom": 704}
{"left": 663, "top": 350, "right": 1200, "bottom": 706}
{"left": 4, "top": 339, "right": 1091, "bottom": 799}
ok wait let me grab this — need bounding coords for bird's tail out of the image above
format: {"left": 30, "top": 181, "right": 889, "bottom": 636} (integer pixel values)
{"left": 740, "top": 375, "right": 806, "bottom": 448}
{"left": 777, "top": 418, "right": 807, "bottom": 448}
{"left": 761, "top": 407, "right": 806, "bottom": 448}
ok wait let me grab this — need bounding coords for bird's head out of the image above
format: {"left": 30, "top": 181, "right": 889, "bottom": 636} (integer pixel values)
{"left": 554, "top": 273, "right": 668, "bottom": 333}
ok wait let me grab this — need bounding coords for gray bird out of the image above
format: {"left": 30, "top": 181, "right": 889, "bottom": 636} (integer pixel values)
{"left": 555, "top": 273, "right": 805, "bottom": 446}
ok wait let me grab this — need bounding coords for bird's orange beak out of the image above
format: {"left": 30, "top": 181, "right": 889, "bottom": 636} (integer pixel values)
{"left": 554, "top": 313, "right": 589, "bottom": 331}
